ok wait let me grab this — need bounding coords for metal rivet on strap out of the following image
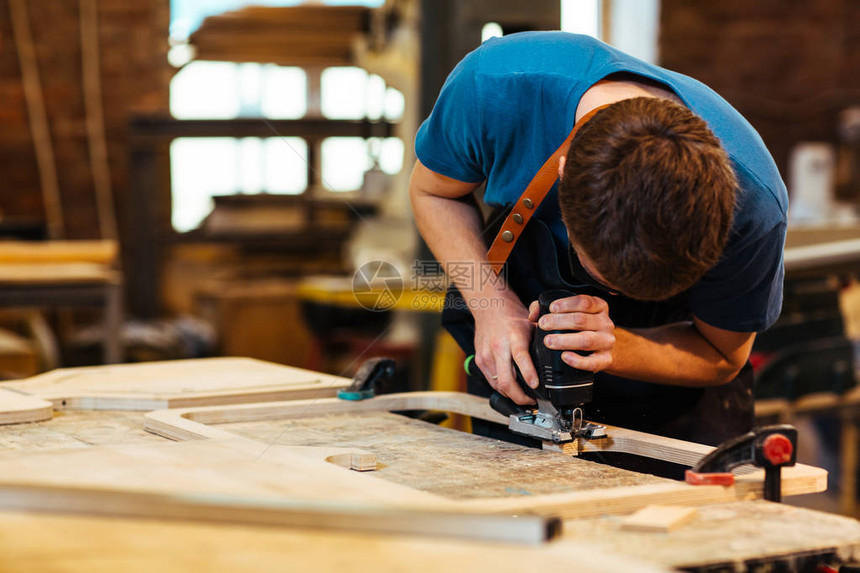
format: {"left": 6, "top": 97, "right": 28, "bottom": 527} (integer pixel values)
{"left": 512, "top": 213, "right": 524, "bottom": 224}
{"left": 501, "top": 230, "right": 515, "bottom": 243}
{"left": 523, "top": 198, "right": 534, "bottom": 209}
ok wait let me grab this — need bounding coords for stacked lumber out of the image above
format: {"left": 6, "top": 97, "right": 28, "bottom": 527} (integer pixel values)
{"left": 189, "top": 5, "right": 371, "bottom": 66}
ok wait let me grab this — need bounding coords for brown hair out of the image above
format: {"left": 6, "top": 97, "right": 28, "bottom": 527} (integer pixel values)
{"left": 559, "top": 97, "right": 737, "bottom": 301}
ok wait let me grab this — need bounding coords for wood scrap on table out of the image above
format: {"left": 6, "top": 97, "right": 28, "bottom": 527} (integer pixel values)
{"left": 619, "top": 504, "right": 698, "bottom": 533}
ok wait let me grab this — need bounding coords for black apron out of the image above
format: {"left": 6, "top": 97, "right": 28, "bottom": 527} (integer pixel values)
{"left": 443, "top": 207, "right": 754, "bottom": 448}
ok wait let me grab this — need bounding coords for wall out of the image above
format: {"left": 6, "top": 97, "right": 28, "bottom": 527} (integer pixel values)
{"left": 0, "top": 0, "right": 170, "bottom": 239}
{"left": 660, "top": 0, "right": 860, "bottom": 181}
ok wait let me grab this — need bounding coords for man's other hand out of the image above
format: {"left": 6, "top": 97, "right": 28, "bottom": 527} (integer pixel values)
{"left": 473, "top": 300, "right": 538, "bottom": 405}
{"left": 528, "top": 294, "right": 616, "bottom": 372}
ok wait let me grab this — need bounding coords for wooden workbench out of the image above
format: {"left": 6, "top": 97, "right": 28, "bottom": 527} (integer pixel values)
{"left": 0, "top": 358, "right": 855, "bottom": 571}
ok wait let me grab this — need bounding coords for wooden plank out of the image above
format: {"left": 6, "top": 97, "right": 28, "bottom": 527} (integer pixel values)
{"left": 619, "top": 504, "right": 698, "bottom": 532}
{"left": 0, "top": 263, "right": 119, "bottom": 285}
{"left": 0, "top": 389, "right": 52, "bottom": 425}
{"left": 0, "top": 510, "right": 669, "bottom": 573}
{"left": 79, "top": 0, "right": 118, "bottom": 242}
{"left": 189, "top": 5, "right": 370, "bottom": 67}
{"left": 0, "top": 240, "right": 117, "bottom": 264}
{"left": 4, "top": 357, "right": 350, "bottom": 412}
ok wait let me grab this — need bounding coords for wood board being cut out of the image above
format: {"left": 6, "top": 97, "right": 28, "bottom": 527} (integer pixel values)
{"left": 1, "top": 357, "right": 349, "bottom": 413}
{"left": 138, "top": 391, "right": 827, "bottom": 520}
{"left": 0, "top": 399, "right": 828, "bottom": 538}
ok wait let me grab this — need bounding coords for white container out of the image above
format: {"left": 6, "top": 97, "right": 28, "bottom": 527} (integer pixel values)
{"left": 788, "top": 142, "right": 837, "bottom": 226}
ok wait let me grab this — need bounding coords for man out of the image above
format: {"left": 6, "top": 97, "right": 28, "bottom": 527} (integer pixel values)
{"left": 409, "top": 32, "right": 787, "bottom": 446}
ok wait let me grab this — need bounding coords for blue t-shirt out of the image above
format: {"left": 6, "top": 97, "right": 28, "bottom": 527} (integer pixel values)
{"left": 416, "top": 32, "right": 787, "bottom": 333}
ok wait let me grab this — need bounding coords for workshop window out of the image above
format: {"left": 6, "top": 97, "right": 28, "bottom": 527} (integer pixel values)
{"left": 170, "top": 61, "right": 243, "bottom": 119}
{"left": 171, "top": 62, "right": 308, "bottom": 120}
{"left": 320, "top": 137, "right": 403, "bottom": 193}
{"left": 262, "top": 66, "right": 308, "bottom": 119}
{"left": 168, "top": 61, "right": 403, "bottom": 231}
{"left": 170, "top": 136, "right": 308, "bottom": 232}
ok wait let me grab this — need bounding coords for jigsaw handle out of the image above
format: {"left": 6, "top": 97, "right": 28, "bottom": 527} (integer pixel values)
{"left": 533, "top": 290, "right": 594, "bottom": 408}
{"left": 464, "top": 289, "right": 598, "bottom": 410}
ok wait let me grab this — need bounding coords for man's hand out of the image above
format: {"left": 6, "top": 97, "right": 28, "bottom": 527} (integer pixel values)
{"left": 473, "top": 298, "right": 540, "bottom": 405}
{"left": 529, "top": 294, "right": 616, "bottom": 372}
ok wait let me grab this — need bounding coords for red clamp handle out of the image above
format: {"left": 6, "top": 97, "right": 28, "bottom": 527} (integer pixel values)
{"left": 684, "top": 470, "right": 735, "bottom": 487}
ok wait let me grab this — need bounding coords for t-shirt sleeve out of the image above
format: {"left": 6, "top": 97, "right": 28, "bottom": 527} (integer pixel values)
{"left": 690, "top": 216, "right": 786, "bottom": 333}
{"left": 414, "top": 48, "right": 486, "bottom": 183}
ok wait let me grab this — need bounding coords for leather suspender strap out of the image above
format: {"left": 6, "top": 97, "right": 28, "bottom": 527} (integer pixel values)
{"left": 486, "top": 103, "right": 612, "bottom": 274}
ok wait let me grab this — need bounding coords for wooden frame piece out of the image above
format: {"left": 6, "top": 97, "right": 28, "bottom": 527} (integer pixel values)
{"left": 143, "top": 391, "right": 828, "bottom": 520}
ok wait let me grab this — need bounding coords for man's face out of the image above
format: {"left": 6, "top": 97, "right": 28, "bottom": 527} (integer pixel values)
{"left": 567, "top": 243, "right": 619, "bottom": 295}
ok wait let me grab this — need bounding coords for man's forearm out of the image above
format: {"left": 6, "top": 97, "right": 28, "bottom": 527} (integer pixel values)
{"left": 410, "top": 173, "right": 521, "bottom": 311}
{"left": 410, "top": 162, "right": 540, "bottom": 401}
{"left": 606, "top": 323, "right": 749, "bottom": 387}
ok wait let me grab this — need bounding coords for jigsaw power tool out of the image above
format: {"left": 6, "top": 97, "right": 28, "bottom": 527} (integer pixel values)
{"left": 466, "top": 289, "right": 606, "bottom": 444}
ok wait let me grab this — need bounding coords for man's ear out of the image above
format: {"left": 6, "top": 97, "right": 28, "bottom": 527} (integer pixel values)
{"left": 558, "top": 155, "right": 566, "bottom": 179}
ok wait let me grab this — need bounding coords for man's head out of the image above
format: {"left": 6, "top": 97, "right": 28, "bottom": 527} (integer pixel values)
{"left": 558, "top": 96, "right": 737, "bottom": 301}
